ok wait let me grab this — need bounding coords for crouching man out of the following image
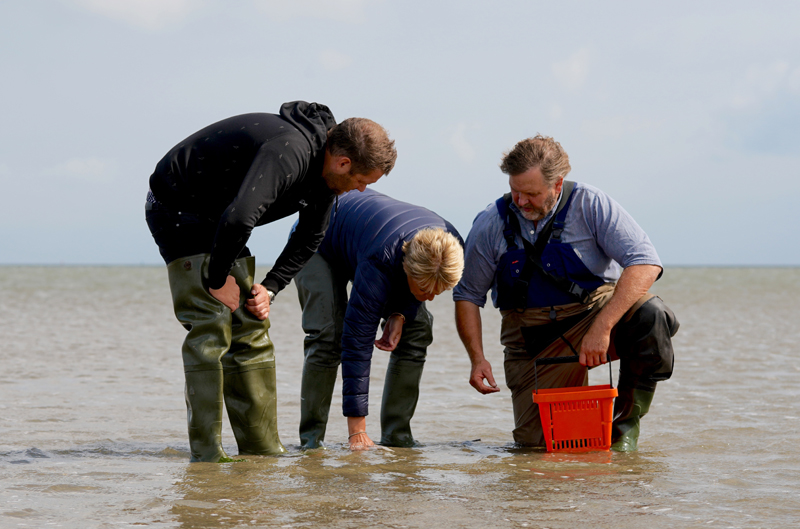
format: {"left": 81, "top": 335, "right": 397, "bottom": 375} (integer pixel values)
{"left": 453, "top": 135, "right": 679, "bottom": 451}
{"left": 294, "top": 189, "right": 464, "bottom": 450}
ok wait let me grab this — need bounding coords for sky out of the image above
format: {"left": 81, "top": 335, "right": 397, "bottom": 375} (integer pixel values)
{"left": 1, "top": 0, "right": 799, "bottom": 266}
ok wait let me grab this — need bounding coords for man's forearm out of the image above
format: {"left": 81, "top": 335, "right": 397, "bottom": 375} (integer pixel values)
{"left": 262, "top": 201, "right": 332, "bottom": 292}
{"left": 593, "top": 264, "right": 661, "bottom": 332}
{"left": 262, "top": 224, "right": 324, "bottom": 293}
{"left": 455, "top": 300, "right": 486, "bottom": 364}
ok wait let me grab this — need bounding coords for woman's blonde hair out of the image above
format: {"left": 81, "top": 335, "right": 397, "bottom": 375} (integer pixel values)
{"left": 402, "top": 228, "right": 464, "bottom": 293}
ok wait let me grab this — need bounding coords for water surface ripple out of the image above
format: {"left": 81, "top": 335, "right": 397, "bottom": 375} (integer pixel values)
{"left": 1, "top": 266, "right": 798, "bottom": 528}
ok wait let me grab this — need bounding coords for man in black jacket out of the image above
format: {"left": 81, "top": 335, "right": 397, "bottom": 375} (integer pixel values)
{"left": 145, "top": 101, "right": 396, "bottom": 462}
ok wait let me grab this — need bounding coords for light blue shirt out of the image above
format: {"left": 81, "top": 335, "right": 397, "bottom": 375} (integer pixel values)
{"left": 453, "top": 182, "right": 662, "bottom": 308}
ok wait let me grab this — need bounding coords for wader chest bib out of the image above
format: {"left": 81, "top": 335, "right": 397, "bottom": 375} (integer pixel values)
{"left": 495, "top": 182, "right": 606, "bottom": 310}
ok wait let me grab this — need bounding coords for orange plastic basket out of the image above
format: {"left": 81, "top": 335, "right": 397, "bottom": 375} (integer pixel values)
{"left": 532, "top": 356, "right": 618, "bottom": 452}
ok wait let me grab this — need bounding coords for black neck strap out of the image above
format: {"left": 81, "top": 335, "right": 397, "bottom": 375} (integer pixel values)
{"left": 501, "top": 180, "right": 576, "bottom": 257}
{"left": 499, "top": 181, "right": 592, "bottom": 308}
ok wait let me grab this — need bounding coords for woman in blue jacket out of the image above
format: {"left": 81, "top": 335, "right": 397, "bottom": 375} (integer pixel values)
{"left": 294, "top": 189, "right": 464, "bottom": 450}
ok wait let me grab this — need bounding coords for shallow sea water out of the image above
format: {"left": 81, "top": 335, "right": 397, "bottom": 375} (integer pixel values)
{"left": 1, "top": 266, "right": 799, "bottom": 528}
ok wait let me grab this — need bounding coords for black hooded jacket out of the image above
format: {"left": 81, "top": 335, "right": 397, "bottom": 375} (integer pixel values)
{"left": 149, "top": 101, "right": 337, "bottom": 291}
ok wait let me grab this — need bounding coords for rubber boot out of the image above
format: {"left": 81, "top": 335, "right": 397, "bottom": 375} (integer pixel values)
{"left": 223, "top": 257, "right": 286, "bottom": 456}
{"left": 610, "top": 387, "right": 655, "bottom": 452}
{"left": 168, "top": 254, "right": 233, "bottom": 463}
{"left": 379, "top": 358, "right": 425, "bottom": 447}
{"left": 299, "top": 365, "right": 339, "bottom": 449}
{"left": 294, "top": 253, "right": 347, "bottom": 449}
{"left": 222, "top": 365, "right": 285, "bottom": 455}
{"left": 185, "top": 369, "right": 230, "bottom": 462}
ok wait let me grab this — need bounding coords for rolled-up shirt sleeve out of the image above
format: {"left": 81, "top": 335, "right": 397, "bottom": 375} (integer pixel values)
{"left": 452, "top": 206, "right": 504, "bottom": 308}
{"left": 578, "top": 187, "right": 662, "bottom": 271}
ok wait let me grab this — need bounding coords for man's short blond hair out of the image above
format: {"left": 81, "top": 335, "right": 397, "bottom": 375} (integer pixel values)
{"left": 499, "top": 134, "right": 571, "bottom": 186}
{"left": 402, "top": 228, "right": 464, "bottom": 293}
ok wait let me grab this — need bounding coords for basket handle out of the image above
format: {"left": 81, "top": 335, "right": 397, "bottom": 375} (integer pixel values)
{"left": 533, "top": 355, "right": 614, "bottom": 393}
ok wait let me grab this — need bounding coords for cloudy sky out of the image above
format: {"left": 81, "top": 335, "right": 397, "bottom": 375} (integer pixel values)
{"left": 1, "top": 0, "right": 798, "bottom": 266}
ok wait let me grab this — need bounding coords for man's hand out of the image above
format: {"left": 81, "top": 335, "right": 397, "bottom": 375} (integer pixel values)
{"left": 579, "top": 320, "right": 611, "bottom": 367}
{"left": 209, "top": 275, "right": 240, "bottom": 312}
{"left": 455, "top": 300, "right": 500, "bottom": 395}
{"left": 374, "top": 313, "right": 404, "bottom": 351}
{"left": 347, "top": 416, "right": 375, "bottom": 451}
{"left": 469, "top": 359, "right": 500, "bottom": 394}
{"left": 578, "top": 264, "right": 661, "bottom": 367}
{"left": 245, "top": 283, "right": 271, "bottom": 321}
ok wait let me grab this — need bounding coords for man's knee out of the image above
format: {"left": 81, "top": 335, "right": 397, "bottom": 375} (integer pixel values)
{"left": 615, "top": 296, "right": 678, "bottom": 382}
{"left": 639, "top": 296, "right": 679, "bottom": 336}
{"left": 303, "top": 319, "right": 343, "bottom": 368}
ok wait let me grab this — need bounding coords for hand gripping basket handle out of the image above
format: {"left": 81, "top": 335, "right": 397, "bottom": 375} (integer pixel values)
{"left": 533, "top": 355, "right": 614, "bottom": 393}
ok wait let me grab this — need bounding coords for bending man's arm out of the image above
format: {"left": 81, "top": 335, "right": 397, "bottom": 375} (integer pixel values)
{"left": 208, "top": 141, "right": 307, "bottom": 291}
{"left": 580, "top": 264, "right": 662, "bottom": 367}
{"left": 455, "top": 300, "right": 500, "bottom": 394}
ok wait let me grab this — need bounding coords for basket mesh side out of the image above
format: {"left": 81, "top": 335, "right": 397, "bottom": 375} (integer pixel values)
{"left": 542, "top": 396, "right": 615, "bottom": 452}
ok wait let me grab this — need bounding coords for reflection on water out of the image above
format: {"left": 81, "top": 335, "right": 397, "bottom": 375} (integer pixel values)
{"left": 1, "top": 267, "right": 799, "bottom": 527}
{"left": 166, "top": 444, "right": 670, "bottom": 528}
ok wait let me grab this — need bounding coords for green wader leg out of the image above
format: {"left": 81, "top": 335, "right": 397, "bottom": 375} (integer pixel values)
{"left": 168, "top": 254, "right": 231, "bottom": 463}
{"left": 299, "top": 364, "right": 339, "bottom": 449}
{"left": 610, "top": 387, "right": 654, "bottom": 452}
{"left": 379, "top": 305, "right": 433, "bottom": 447}
{"left": 610, "top": 295, "right": 678, "bottom": 452}
{"left": 222, "top": 256, "right": 286, "bottom": 456}
{"left": 295, "top": 253, "right": 346, "bottom": 450}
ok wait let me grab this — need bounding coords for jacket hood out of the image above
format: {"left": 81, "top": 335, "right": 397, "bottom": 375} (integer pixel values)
{"left": 278, "top": 101, "right": 336, "bottom": 156}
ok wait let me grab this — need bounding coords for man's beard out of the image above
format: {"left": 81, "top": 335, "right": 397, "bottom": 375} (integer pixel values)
{"left": 321, "top": 170, "right": 349, "bottom": 195}
{"left": 518, "top": 191, "right": 558, "bottom": 221}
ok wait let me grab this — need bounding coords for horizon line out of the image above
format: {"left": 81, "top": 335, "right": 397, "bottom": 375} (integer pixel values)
{"left": 1, "top": 263, "right": 798, "bottom": 269}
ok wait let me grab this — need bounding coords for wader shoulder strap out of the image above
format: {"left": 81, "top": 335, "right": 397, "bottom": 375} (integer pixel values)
{"left": 501, "top": 182, "right": 592, "bottom": 307}
{"left": 496, "top": 194, "right": 517, "bottom": 250}
{"left": 498, "top": 181, "right": 576, "bottom": 253}
{"left": 498, "top": 182, "right": 576, "bottom": 251}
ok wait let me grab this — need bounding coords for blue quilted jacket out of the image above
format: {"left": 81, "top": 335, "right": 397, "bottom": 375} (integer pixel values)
{"left": 316, "top": 189, "right": 463, "bottom": 417}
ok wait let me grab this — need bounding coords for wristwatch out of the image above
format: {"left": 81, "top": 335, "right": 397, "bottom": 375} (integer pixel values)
{"left": 267, "top": 290, "right": 276, "bottom": 304}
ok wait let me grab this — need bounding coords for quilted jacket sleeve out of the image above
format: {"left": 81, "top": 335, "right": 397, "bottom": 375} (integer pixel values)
{"left": 340, "top": 258, "right": 393, "bottom": 417}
